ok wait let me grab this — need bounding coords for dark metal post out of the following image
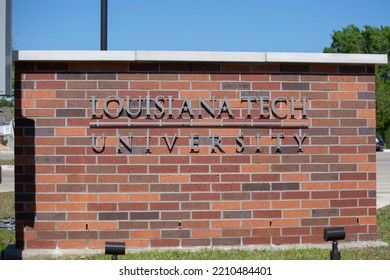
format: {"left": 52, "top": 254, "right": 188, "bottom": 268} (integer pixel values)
{"left": 330, "top": 240, "right": 341, "bottom": 260}
{"left": 101, "top": 0, "right": 107, "bottom": 50}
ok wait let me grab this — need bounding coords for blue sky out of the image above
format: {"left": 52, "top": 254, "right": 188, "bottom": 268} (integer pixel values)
{"left": 12, "top": 0, "right": 390, "bottom": 52}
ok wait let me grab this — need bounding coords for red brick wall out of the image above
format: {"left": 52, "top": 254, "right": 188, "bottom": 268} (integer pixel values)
{"left": 14, "top": 61, "right": 377, "bottom": 250}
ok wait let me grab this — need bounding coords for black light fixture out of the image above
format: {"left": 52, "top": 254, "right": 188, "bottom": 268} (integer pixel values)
{"left": 323, "top": 227, "right": 346, "bottom": 260}
{"left": 105, "top": 241, "right": 126, "bottom": 260}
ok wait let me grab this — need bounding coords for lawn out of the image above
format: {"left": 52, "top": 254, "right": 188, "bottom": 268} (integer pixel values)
{"left": 1, "top": 190, "right": 389, "bottom": 260}
{"left": 0, "top": 159, "right": 14, "bottom": 165}
{"left": 0, "top": 192, "right": 15, "bottom": 256}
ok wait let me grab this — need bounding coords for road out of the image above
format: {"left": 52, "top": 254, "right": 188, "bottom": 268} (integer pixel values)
{"left": 0, "top": 150, "right": 390, "bottom": 208}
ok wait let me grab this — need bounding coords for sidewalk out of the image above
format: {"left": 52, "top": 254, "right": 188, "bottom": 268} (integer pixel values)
{"left": 0, "top": 165, "right": 14, "bottom": 192}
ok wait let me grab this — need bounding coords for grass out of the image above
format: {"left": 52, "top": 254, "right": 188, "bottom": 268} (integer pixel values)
{"left": 0, "top": 192, "right": 15, "bottom": 257}
{"left": 0, "top": 192, "right": 14, "bottom": 220}
{"left": 0, "top": 159, "right": 14, "bottom": 165}
{"left": 0, "top": 231, "right": 14, "bottom": 255}
{"left": 0, "top": 190, "right": 389, "bottom": 260}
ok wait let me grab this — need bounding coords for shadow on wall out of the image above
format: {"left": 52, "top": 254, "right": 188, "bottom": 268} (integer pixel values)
{"left": 11, "top": 71, "right": 36, "bottom": 259}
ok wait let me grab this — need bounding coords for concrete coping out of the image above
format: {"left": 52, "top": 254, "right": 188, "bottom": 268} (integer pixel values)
{"left": 13, "top": 50, "right": 388, "bottom": 64}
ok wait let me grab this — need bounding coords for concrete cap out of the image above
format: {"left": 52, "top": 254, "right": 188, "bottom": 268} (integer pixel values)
{"left": 13, "top": 50, "right": 388, "bottom": 65}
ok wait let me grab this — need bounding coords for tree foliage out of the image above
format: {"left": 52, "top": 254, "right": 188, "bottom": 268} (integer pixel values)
{"left": 324, "top": 24, "right": 390, "bottom": 140}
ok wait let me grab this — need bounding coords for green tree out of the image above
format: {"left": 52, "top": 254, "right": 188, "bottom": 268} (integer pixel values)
{"left": 324, "top": 24, "right": 390, "bottom": 141}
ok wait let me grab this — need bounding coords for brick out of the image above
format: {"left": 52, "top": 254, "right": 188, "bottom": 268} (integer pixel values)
{"left": 132, "top": 230, "right": 160, "bottom": 239}
{"left": 312, "top": 209, "right": 339, "bottom": 217}
{"left": 252, "top": 82, "right": 280, "bottom": 90}
{"left": 272, "top": 183, "right": 299, "bottom": 191}
{"left": 223, "top": 211, "right": 251, "bottom": 219}
{"left": 99, "top": 212, "right": 128, "bottom": 220}
{"left": 252, "top": 228, "right": 280, "bottom": 237}
{"left": 68, "top": 212, "right": 97, "bottom": 220}
{"left": 100, "top": 231, "right": 129, "bottom": 239}
{"left": 242, "top": 183, "right": 270, "bottom": 191}
{"left": 151, "top": 239, "right": 180, "bottom": 247}
{"left": 131, "top": 81, "right": 159, "bottom": 89}
{"left": 161, "top": 81, "right": 190, "bottom": 90}
{"left": 119, "top": 222, "right": 148, "bottom": 229}
{"left": 15, "top": 60, "right": 378, "bottom": 250}
{"left": 192, "top": 211, "right": 221, "bottom": 219}
{"left": 150, "top": 202, "right": 180, "bottom": 210}
{"left": 243, "top": 237, "right": 271, "bottom": 245}
{"left": 26, "top": 240, "right": 57, "bottom": 249}
{"left": 162, "top": 230, "right": 191, "bottom": 238}
{"left": 253, "top": 210, "right": 281, "bottom": 218}
{"left": 118, "top": 203, "right": 148, "bottom": 211}
{"left": 192, "top": 229, "right": 220, "bottom": 238}
{"left": 311, "top": 173, "right": 338, "bottom": 181}
{"left": 58, "top": 240, "right": 88, "bottom": 249}
{"left": 340, "top": 83, "right": 366, "bottom": 91}
{"left": 212, "top": 220, "right": 240, "bottom": 228}
{"left": 272, "top": 236, "right": 300, "bottom": 244}
{"left": 222, "top": 82, "right": 250, "bottom": 90}
{"left": 311, "top": 83, "right": 338, "bottom": 91}
{"left": 36, "top": 81, "right": 66, "bottom": 89}
{"left": 68, "top": 231, "right": 98, "bottom": 240}
{"left": 129, "top": 212, "right": 159, "bottom": 220}
{"left": 160, "top": 174, "right": 189, "bottom": 183}
{"left": 212, "top": 202, "right": 240, "bottom": 210}
{"left": 212, "top": 238, "right": 241, "bottom": 246}
{"left": 182, "top": 202, "right": 210, "bottom": 210}
{"left": 282, "top": 82, "right": 310, "bottom": 91}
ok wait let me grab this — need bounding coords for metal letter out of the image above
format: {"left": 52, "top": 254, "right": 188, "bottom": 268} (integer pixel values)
{"left": 241, "top": 97, "right": 256, "bottom": 118}
{"left": 294, "top": 133, "right": 307, "bottom": 152}
{"left": 211, "top": 135, "right": 223, "bottom": 153}
{"left": 145, "top": 130, "right": 151, "bottom": 154}
{"left": 154, "top": 96, "right": 165, "bottom": 119}
{"left": 125, "top": 96, "right": 142, "bottom": 118}
{"left": 92, "top": 133, "right": 106, "bottom": 153}
{"left": 190, "top": 134, "right": 200, "bottom": 152}
{"left": 145, "top": 95, "right": 151, "bottom": 119}
{"left": 271, "top": 97, "right": 287, "bottom": 119}
{"left": 198, "top": 97, "right": 215, "bottom": 118}
{"left": 168, "top": 96, "right": 174, "bottom": 118}
{"left": 236, "top": 133, "right": 244, "bottom": 153}
{"left": 290, "top": 97, "right": 296, "bottom": 119}
{"left": 163, "top": 133, "right": 178, "bottom": 153}
{"left": 217, "top": 97, "right": 234, "bottom": 118}
{"left": 104, "top": 95, "right": 123, "bottom": 119}
{"left": 258, "top": 96, "right": 270, "bottom": 118}
{"left": 117, "top": 132, "right": 132, "bottom": 154}
{"left": 302, "top": 96, "right": 307, "bottom": 118}
{"left": 91, "top": 96, "right": 103, "bottom": 119}
{"left": 178, "top": 97, "right": 194, "bottom": 118}
{"left": 272, "top": 133, "right": 285, "bottom": 153}
{"left": 256, "top": 133, "right": 261, "bottom": 153}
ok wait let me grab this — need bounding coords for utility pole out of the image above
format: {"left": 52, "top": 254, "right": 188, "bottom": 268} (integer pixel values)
{"left": 0, "top": 0, "right": 12, "bottom": 96}
{"left": 101, "top": 0, "right": 108, "bottom": 50}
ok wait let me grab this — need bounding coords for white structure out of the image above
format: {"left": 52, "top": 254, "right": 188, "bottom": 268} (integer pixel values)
{"left": 0, "top": 110, "right": 14, "bottom": 148}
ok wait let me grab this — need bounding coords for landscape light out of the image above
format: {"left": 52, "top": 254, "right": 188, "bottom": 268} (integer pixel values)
{"left": 323, "top": 227, "right": 346, "bottom": 260}
{"left": 105, "top": 241, "right": 126, "bottom": 260}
